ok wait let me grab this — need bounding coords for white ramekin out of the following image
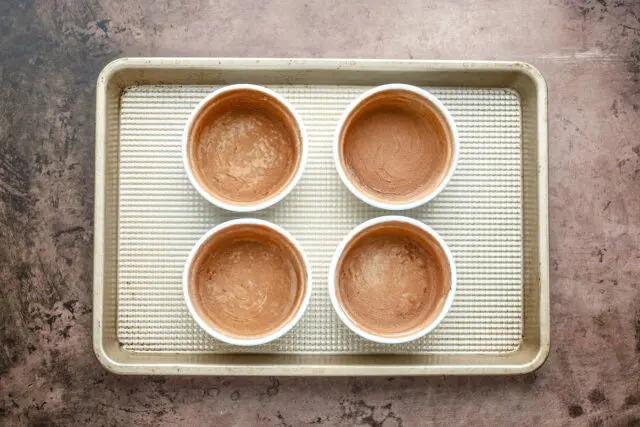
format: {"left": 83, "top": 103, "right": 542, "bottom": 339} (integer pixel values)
{"left": 333, "top": 83, "right": 459, "bottom": 211}
{"left": 182, "top": 84, "right": 308, "bottom": 213}
{"left": 328, "top": 215, "right": 456, "bottom": 344}
{"left": 183, "top": 218, "right": 312, "bottom": 346}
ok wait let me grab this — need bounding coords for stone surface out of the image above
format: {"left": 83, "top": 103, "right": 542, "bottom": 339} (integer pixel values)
{"left": 1, "top": 0, "right": 639, "bottom": 425}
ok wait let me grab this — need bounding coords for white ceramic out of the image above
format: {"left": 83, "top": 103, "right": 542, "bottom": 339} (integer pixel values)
{"left": 183, "top": 218, "right": 312, "bottom": 346}
{"left": 182, "top": 84, "right": 308, "bottom": 212}
{"left": 328, "top": 215, "right": 456, "bottom": 344}
{"left": 333, "top": 83, "right": 459, "bottom": 211}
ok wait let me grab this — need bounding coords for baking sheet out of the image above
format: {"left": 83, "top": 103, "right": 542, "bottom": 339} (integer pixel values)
{"left": 93, "top": 58, "right": 549, "bottom": 375}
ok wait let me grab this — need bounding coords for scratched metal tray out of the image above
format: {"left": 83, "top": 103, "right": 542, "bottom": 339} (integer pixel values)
{"left": 93, "top": 58, "right": 549, "bottom": 375}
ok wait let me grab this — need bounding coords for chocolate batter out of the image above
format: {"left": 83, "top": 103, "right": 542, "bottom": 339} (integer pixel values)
{"left": 336, "top": 221, "right": 451, "bottom": 338}
{"left": 339, "top": 90, "right": 454, "bottom": 204}
{"left": 188, "top": 89, "right": 301, "bottom": 206}
{"left": 188, "top": 224, "right": 307, "bottom": 339}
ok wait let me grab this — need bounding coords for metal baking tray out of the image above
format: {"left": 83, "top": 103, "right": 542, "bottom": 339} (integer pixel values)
{"left": 94, "top": 58, "right": 549, "bottom": 375}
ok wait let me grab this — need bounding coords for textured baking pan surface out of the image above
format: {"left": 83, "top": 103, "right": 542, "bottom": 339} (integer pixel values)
{"left": 118, "top": 84, "right": 522, "bottom": 354}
